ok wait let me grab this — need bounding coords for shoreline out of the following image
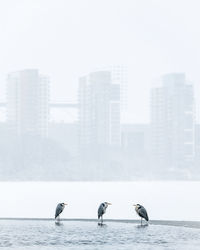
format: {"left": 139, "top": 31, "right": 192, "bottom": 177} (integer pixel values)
{"left": 0, "top": 218, "right": 200, "bottom": 229}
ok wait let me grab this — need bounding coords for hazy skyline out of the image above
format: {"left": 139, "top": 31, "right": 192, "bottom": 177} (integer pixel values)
{"left": 0, "top": 0, "right": 200, "bottom": 123}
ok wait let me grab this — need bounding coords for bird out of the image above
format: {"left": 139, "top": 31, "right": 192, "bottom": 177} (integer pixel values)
{"left": 55, "top": 203, "right": 67, "bottom": 221}
{"left": 98, "top": 202, "right": 112, "bottom": 225}
{"left": 133, "top": 204, "right": 149, "bottom": 225}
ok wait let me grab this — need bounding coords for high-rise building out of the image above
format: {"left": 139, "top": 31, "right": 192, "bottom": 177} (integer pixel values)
{"left": 96, "top": 65, "right": 127, "bottom": 110}
{"left": 7, "top": 69, "right": 49, "bottom": 137}
{"left": 109, "top": 65, "right": 127, "bottom": 110}
{"left": 78, "top": 70, "right": 120, "bottom": 151}
{"left": 151, "top": 73, "right": 194, "bottom": 169}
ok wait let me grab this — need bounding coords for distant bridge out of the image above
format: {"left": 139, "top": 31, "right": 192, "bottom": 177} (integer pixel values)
{"left": 50, "top": 103, "right": 78, "bottom": 108}
{"left": 0, "top": 102, "right": 78, "bottom": 108}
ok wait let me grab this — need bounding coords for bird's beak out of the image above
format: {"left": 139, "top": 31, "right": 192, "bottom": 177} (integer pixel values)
{"left": 133, "top": 204, "right": 136, "bottom": 206}
{"left": 64, "top": 203, "right": 68, "bottom": 206}
{"left": 108, "top": 203, "right": 112, "bottom": 205}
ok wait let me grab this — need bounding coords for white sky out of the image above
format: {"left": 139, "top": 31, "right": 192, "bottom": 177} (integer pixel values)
{"left": 0, "top": 0, "right": 200, "bottom": 123}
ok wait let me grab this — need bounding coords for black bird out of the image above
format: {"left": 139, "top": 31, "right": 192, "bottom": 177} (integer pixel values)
{"left": 133, "top": 204, "right": 149, "bottom": 225}
{"left": 98, "top": 202, "right": 112, "bottom": 225}
{"left": 55, "top": 203, "right": 67, "bottom": 221}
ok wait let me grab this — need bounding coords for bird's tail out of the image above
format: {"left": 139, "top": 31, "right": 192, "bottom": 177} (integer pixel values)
{"left": 55, "top": 215, "right": 60, "bottom": 220}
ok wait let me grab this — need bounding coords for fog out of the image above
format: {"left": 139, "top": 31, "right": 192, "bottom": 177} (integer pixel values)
{"left": 0, "top": 0, "right": 200, "bottom": 181}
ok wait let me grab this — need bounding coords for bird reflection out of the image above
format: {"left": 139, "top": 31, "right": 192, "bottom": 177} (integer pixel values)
{"left": 55, "top": 221, "right": 64, "bottom": 226}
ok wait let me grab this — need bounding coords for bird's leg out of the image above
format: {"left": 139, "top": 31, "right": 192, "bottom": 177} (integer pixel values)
{"left": 101, "top": 216, "right": 103, "bottom": 225}
{"left": 55, "top": 216, "right": 60, "bottom": 224}
{"left": 141, "top": 218, "right": 142, "bottom": 226}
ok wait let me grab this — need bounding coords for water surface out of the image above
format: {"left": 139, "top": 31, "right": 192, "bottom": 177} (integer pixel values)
{"left": 1, "top": 220, "right": 200, "bottom": 250}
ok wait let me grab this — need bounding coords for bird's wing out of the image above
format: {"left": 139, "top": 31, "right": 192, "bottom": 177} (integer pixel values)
{"left": 98, "top": 203, "right": 105, "bottom": 219}
{"left": 55, "top": 204, "right": 64, "bottom": 219}
{"left": 138, "top": 207, "right": 149, "bottom": 221}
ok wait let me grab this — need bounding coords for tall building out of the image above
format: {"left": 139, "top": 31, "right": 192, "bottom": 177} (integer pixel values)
{"left": 7, "top": 69, "right": 49, "bottom": 137}
{"left": 109, "top": 65, "right": 127, "bottom": 110}
{"left": 151, "top": 73, "right": 194, "bottom": 169}
{"left": 78, "top": 70, "right": 120, "bottom": 151}
{"left": 96, "top": 65, "right": 127, "bottom": 110}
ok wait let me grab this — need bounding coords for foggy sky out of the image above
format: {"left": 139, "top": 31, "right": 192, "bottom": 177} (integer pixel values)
{"left": 0, "top": 0, "right": 200, "bottom": 123}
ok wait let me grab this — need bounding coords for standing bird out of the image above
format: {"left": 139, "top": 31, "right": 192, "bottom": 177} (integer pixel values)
{"left": 98, "top": 202, "right": 112, "bottom": 225}
{"left": 55, "top": 203, "right": 67, "bottom": 221}
{"left": 133, "top": 204, "right": 149, "bottom": 225}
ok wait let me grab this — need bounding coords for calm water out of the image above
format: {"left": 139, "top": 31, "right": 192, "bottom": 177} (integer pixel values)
{"left": 1, "top": 220, "right": 200, "bottom": 250}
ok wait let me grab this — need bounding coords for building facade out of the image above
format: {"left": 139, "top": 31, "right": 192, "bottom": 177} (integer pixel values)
{"left": 96, "top": 65, "right": 127, "bottom": 110}
{"left": 7, "top": 69, "right": 49, "bottom": 137}
{"left": 195, "top": 124, "right": 200, "bottom": 164}
{"left": 78, "top": 70, "right": 120, "bottom": 151}
{"left": 121, "top": 124, "right": 150, "bottom": 157}
{"left": 151, "top": 73, "right": 194, "bottom": 169}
